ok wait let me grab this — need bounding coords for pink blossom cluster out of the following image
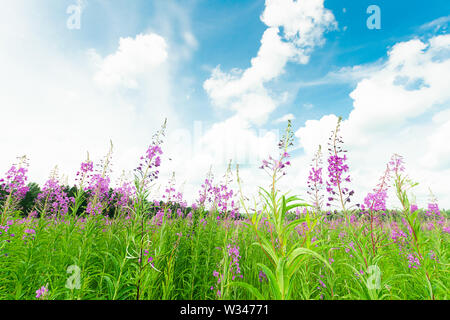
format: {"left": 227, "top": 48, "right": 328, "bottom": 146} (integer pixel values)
{"left": 259, "top": 151, "right": 291, "bottom": 177}
{"left": 135, "top": 144, "right": 163, "bottom": 184}
{"left": 75, "top": 160, "right": 94, "bottom": 187}
{"left": 227, "top": 244, "right": 243, "bottom": 281}
{"left": 85, "top": 174, "right": 111, "bottom": 216}
{"left": 35, "top": 285, "right": 48, "bottom": 299}
{"left": 0, "top": 164, "right": 29, "bottom": 202}
{"left": 37, "top": 178, "right": 74, "bottom": 216}
{"left": 110, "top": 181, "right": 136, "bottom": 215}
{"left": 198, "top": 178, "right": 239, "bottom": 219}
{"left": 363, "top": 190, "right": 388, "bottom": 212}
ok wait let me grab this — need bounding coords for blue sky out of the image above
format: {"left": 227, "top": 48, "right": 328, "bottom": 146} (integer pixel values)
{"left": 48, "top": 0, "right": 450, "bottom": 125}
{"left": 1, "top": 0, "right": 449, "bottom": 207}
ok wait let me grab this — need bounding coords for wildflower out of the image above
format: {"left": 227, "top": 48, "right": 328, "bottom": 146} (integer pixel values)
{"left": 318, "top": 279, "right": 327, "bottom": 288}
{"left": 0, "top": 156, "right": 30, "bottom": 211}
{"left": 429, "top": 251, "right": 439, "bottom": 262}
{"left": 307, "top": 145, "right": 324, "bottom": 212}
{"left": 109, "top": 179, "right": 136, "bottom": 216}
{"left": 85, "top": 174, "right": 111, "bottom": 216}
{"left": 227, "top": 244, "right": 243, "bottom": 280}
{"left": 391, "top": 222, "right": 407, "bottom": 243}
{"left": 197, "top": 170, "right": 239, "bottom": 220}
{"left": 260, "top": 120, "right": 294, "bottom": 180}
{"left": 407, "top": 253, "right": 420, "bottom": 269}
{"left": 23, "top": 228, "right": 36, "bottom": 241}
{"left": 258, "top": 270, "right": 268, "bottom": 283}
{"left": 388, "top": 154, "right": 405, "bottom": 174}
{"left": 36, "top": 170, "right": 74, "bottom": 217}
{"left": 135, "top": 144, "right": 163, "bottom": 186}
{"left": 363, "top": 190, "right": 388, "bottom": 212}
{"left": 143, "top": 250, "right": 154, "bottom": 266}
{"left": 75, "top": 157, "right": 94, "bottom": 188}
{"left": 325, "top": 118, "right": 353, "bottom": 209}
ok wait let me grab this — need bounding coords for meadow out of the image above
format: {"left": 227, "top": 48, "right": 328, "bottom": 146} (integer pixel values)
{"left": 0, "top": 119, "right": 448, "bottom": 300}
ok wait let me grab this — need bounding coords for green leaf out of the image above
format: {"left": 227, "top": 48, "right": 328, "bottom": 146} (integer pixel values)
{"left": 257, "top": 263, "right": 282, "bottom": 300}
{"left": 286, "top": 247, "right": 334, "bottom": 277}
{"left": 227, "top": 282, "right": 265, "bottom": 300}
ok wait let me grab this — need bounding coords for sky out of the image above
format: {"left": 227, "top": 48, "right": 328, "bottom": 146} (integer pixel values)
{"left": 1, "top": 0, "right": 449, "bottom": 209}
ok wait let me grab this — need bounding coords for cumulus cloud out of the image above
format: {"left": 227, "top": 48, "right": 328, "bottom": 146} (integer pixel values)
{"left": 189, "top": 0, "right": 338, "bottom": 203}
{"left": 260, "top": 0, "right": 337, "bottom": 64}
{"left": 294, "top": 34, "right": 450, "bottom": 208}
{"left": 92, "top": 33, "right": 168, "bottom": 89}
{"left": 0, "top": 2, "right": 184, "bottom": 191}
{"left": 198, "top": 0, "right": 336, "bottom": 173}
{"left": 204, "top": 0, "right": 336, "bottom": 125}
{"left": 274, "top": 113, "right": 296, "bottom": 124}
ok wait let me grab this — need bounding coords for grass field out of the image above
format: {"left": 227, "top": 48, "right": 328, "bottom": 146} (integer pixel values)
{"left": 0, "top": 120, "right": 448, "bottom": 300}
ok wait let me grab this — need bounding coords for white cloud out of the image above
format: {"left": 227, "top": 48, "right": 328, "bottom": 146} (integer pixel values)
{"left": 4, "top": 1, "right": 448, "bottom": 213}
{"left": 186, "top": 0, "right": 338, "bottom": 206}
{"left": 274, "top": 113, "right": 296, "bottom": 124}
{"left": 190, "top": 0, "right": 338, "bottom": 204}
{"left": 295, "top": 35, "right": 450, "bottom": 208}
{"left": 419, "top": 15, "right": 450, "bottom": 32}
{"left": 0, "top": 2, "right": 185, "bottom": 192}
{"left": 92, "top": 33, "right": 168, "bottom": 89}
{"left": 204, "top": 0, "right": 337, "bottom": 125}
{"left": 261, "top": 0, "right": 337, "bottom": 64}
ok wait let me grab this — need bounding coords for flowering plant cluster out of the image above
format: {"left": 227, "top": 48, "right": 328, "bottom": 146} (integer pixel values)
{"left": 85, "top": 173, "right": 111, "bottom": 216}
{"left": 75, "top": 158, "right": 94, "bottom": 188}
{"left": 307, "top": 145, "right": 324, "bottom": 212}
{"left": 0, "top": 164, "right": 29, "bottom": 201}
{"left": 109, "top": 180, "right": 136, "bottom": 217}
{"left": 325, "top": 117, "right": 354, "bottom": 209}
{"left": 135, "top": 122, "right": 166, "bottom": 193}
{"left": 259, "top": 152, "right": 291, "bottom": 177}
{"left": 197, "top": 169, "right": 239, "bottom": 220}
{"left": 0, "top": 118, "right": 448, "bottom": 301}
{"left": 0, "top": 157, "right": 30, "bottom": 219}
{"left": 425, "top": 203, "right": 445, "bottom": 228}
{"left": 35, "top": 284, "right": 48, "bottom": 299}
{"left": 36, "top": 172, "right": 74, "bottom": 217}
{"left": 84, "top": 143, "right": 114, "bottom": 216}
{"left": 227, "top": 244, "right": 243, "bottom": 281}
{"left": 135, "top": 144, "right": 163, "bottom": 186}
{"left": 361, "top": 163, "right": 391, "bottom": 218}
{"left": 211, "top": 269, "right": 223, "bottom": 298}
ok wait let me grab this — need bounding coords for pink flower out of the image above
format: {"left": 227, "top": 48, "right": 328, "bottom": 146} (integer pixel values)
{"left": 35, "top": 285, "right": 48, "bottom": 299}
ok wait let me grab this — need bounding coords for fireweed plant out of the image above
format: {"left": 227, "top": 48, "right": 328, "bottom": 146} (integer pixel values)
{"left": 0, "top": 119, "right": 448, "bottom": 300}
{"left": 232, "top": 120, "right": 334, "bottom": 300}
{"left": 0, "top": 156, "right": 30, "bottom": 224}
{"left": 307, "top": 145, "right": 324, "bottom": 213}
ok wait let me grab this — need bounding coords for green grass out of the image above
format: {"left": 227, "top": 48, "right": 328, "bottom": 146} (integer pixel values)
{"left": 0, "top": 209, "right": 448, "bottom": 300}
